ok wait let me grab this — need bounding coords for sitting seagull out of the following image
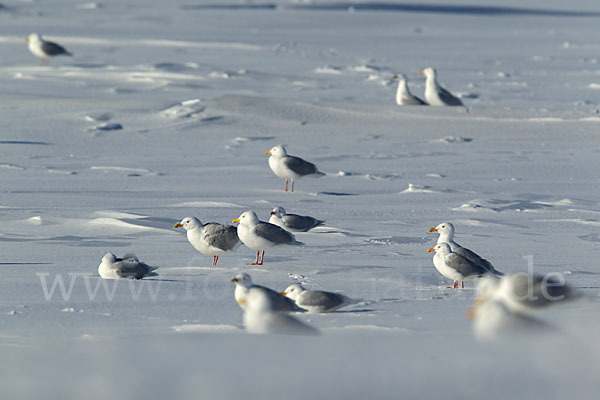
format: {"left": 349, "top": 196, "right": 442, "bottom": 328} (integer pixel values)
{"left": 418, "top": 67, "right": 464, "bottom": 107}
{"left": 174, "top": 216, "right": 240, "bottom": 266}
{"left": 280, "top": 284, "right": 360, "bottom": 313}
{"left": 243, "top": 288, "right": 319, "bottom": 335}
{"left": 233, "top": 211, "right": 303, "bottom": 266}
{"left": 268, "top": 207, "right": 325, "bottom": 232}
{"left": 265, "top": 145, "right": 324, "bottom": 192}
{"left": 428, "top": 243, "right": 495, "bottom": 289}
{"left": 392, "top": 74, "right": 427, "bottom": 105}
{"left": 25, "top": 33, "right": 72, "bottom": 65}
{"left": 467, "top": 295, "right": 551, "bottom": 341}
{"left": 429, "top": 222, "right": 503, "bottom": 276}
{"left": 476, "top": 274, "right": 582, "bottom": 317}
{"left": 98, "top": 253, "right": 158, "bottom": 280}
{"left": 231, "top": 273, "right": 305, "bottom": 313}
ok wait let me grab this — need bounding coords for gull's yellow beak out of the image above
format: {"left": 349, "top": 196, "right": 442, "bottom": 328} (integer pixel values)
{"left": 427, "top": 247, "right": 436, "bottom": 252}
{"left": 265, "top": 150, "right": 271, "bottom": 155}
{"left": 280, "top": 291, "right": 287, "bottom": 296}
{"left": 419, "top": 70, "right": 425, "bottom": 76}
{"left": 474, "top": 297, "right": 484, "bottom": 307}
{"left": 429, "top": 228, "right": 438, "bottom": 232}
{"left": 231, "top": 278, "right": 238, "bottom": 283}
{"left": 232, "top": 218, "right": 240, "bottom": 223}
{"left": 174, "top": 223, "right": 183, "bottom": 228}
{"left": 237, "top": 298, "right": 247, "bottom": 305}
{"left": 25, "top": 37, "right": 30, "bottom": 43}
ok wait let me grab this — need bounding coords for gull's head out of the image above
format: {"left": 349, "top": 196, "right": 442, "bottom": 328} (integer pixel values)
{"left": 280, "top": 284, "right": 305, "bottom": 300}
{"left": 476, "top": 275, "right": 501, "bottom": 300}
{"left": 174, "top": 216, "right": 200, "bottom": 230}
{"left": 419, "top": 67, "right": 436, "bottom": 78}
{"left": 428, "top": 242, "right": 451, "bottom": 254}
{"left": 102, "top": 252, "right": 117, "bottom": 263}
{"left": 26, "top": 33, "right": 42, "bottom": 43}
{"left": 429, "top": 222, "right": 454, "bottom": 238}
{"left": 270, "top": 206, "right": 286, "bottom": 218}
{"left": 233, "top": 210, "right": 259, "bottom": 225}
{"left": 265, "top": 144, "right": 287, "bottom": 157}
{"left": 231, "top": 272, "right": 253, "bottom": 288}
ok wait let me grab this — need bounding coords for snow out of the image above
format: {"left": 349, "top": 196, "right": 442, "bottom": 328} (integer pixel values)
{"left": 1, "top": 0, "right": 600, "bottom": 398}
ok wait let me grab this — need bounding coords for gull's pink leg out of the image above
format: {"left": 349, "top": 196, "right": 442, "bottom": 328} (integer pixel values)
{"left": 291, "top": 180, "right": 294, "bottom": 192}
{"left": 447, "top": 281, "right": 459, "bottom": 289}
{"left": 461, "top": 281, "right": 464, "bottom": 289}
{"left": 248, "top": 251, "right": 260, "bottom": 265}
{"left": 284, "top": 179, "right": 288, "bottom": 192}
{"left": 257, "top": 250, "right": 265, "bottom": 265}
{"left": 213, "top": 256, "right": 218, "bottom": 266}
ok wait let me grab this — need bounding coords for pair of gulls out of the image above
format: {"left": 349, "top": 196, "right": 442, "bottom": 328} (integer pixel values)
{"left": 393, "top": 67, "right": 464, "bottom": 107}
{"left": 231, "top": 272, "right": 359, "bottom": 335}
{"left": 427, "top": 222, "right": 503, "bottom": 289}
{"left": 174, "top": 208, "right": 324, "bottom": 266}
{"left": 25, "top": 33, "right": 72, "bottom": 65}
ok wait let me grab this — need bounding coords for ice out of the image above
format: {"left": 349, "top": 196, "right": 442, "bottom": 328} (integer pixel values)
{"left": 0, "top": 0, "right": 599, "bottom": 398}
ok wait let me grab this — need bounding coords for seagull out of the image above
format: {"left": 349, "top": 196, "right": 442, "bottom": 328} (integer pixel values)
{"left": 427, "top": 243, "right": 495, "bottom": 289}
{"left": 25, "top": 33, "right": 72, "bottom": 65}
{"left": 476, "top": 274, "right": 582, "bottom": 316}
{"left": 232, "top": 211, "right": 303, "bottom": 265}
{"left": 392, "top": 74, "right": 427, "bottom": 105}
{"left": 429, "top": 222, "right": 503, "bottom": 276}
{"left": 242, "top": 288, "right": 319, "bottom": 335}
{"left": 467, "top": 296, "right": 551, "bottom": 341}
{"left": 174, "top": 216, "right": 240, "bottom": 266}
{"left": 231, "top": 273, "right": 305, "bottom": 313}
{"left": 98, "top": 253, "right": 158, "bottom": 280}
{"left": 268, "top": 207, "right": 325, "bottom": 232}
{"left": 265, "top": 145, "right": 324, "bottom": 192}
{"left": 418, "top": 67, "right": 464, "bottom": 107}
{"left": 280, "top": 284, "right": 360, "bottom": 313}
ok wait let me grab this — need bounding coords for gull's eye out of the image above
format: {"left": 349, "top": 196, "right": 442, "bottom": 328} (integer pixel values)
{"left": 441, "top": 225, "right": 445, "bottom": 228}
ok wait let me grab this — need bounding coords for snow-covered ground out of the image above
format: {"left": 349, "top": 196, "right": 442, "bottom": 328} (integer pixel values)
{"left": 1, "top": 1, "right": 600, "bottom": 398}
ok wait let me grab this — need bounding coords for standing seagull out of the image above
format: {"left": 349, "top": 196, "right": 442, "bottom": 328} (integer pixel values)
{"left": 231, "top": 273, "right": 305, "bottom": 313}
{"left": 268, "top": 206, "right": 325, "bottom": 232}
{"left": 428, "top": 243, "right": 495, "bottom": 289}
{"left": 25, "top": 33, "right": 72, "bottom": 65}
{"left": 232, "top": 210, "right": 303, "bottom": 265}
{"left": 174, "top": 216, "right": 240, "bottom": 266}
{"left": 392, "top": 74, "right": 427, "bottom": 105}
{"left": 265, "top": 145, "right": 324, "bottom": 192}
{"left": 98, "top": 253, "right": 158, "bottom": 280}
{"left": 280, "top": 284, "right": 360, "bottom": 313}
{"left": 429, "top": 222, "right": 503, "bottom": 276}
{"left": 418, "top": 67, "right": 464, "bottom": 107}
